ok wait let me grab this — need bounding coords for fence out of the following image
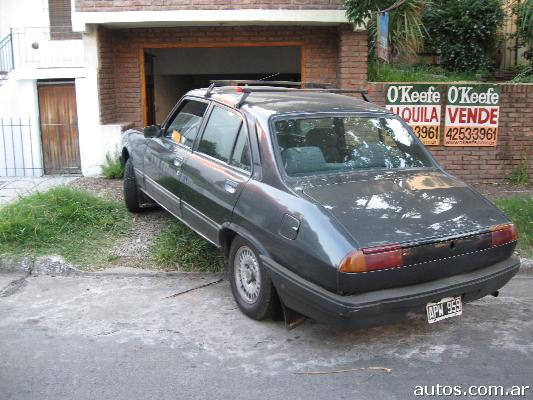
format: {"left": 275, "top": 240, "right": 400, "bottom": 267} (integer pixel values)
{"left": 0, "top": 117, "right": 43, "bottom": 177}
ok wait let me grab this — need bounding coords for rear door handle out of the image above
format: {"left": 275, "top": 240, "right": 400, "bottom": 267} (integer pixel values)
{"left": 224, "top": 179, "right": 239, "bottom": 194}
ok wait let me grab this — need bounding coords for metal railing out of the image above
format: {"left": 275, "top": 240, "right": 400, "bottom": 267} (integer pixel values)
{"left": 0, "top": 117, "right": 43, "bottom": 177}
{"left": 10, "top": 27, "right": 84, "bottom": 70}
{"left": 0, "top": 33, "right": 14, "bottom": 85}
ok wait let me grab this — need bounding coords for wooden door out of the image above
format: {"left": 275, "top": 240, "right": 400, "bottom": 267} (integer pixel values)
{"left": 38, "top": 82, "right": 81, "bottom": 174}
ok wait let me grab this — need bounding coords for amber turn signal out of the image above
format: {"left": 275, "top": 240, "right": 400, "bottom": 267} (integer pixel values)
{"left": 490, "top": 223, "right": 518, "bottom": 247}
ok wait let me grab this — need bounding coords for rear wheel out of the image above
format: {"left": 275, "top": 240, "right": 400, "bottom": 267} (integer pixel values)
{"left": 229, "top": 237, "right": 279, "bottom": 320}
{"left": 123, "top": 157, "right": 142, "bottom": 213}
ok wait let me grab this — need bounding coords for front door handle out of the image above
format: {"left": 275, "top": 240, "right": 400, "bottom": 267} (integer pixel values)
{"left": 173, "top": 155, "right": 184, "bottom": 168}
{"left": 224, "top": 179, "right": 239, "bottom": 194}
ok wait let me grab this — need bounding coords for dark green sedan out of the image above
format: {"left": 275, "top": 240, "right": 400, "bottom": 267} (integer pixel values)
{"left": 120, "top": 82, "right": 520, "bottom": 329}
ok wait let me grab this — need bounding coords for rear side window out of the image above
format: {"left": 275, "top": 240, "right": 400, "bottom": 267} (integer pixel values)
{"left": 230, "top": 126, "right": 251, "bottom": 171}
{"left": 198, "top": 106, "right": 242, "bottom": 163}
{"left": 165, "top": 100, "right": 208, "bottom": 148}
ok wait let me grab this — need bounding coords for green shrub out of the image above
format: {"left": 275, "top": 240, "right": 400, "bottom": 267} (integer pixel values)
{"left": 345, "top": 0, "right": 429, "bottom": 61}
{"left": 513, "top": 0, "right": 533, "bottom": 63}
{"left": 101, "top": 151, "right": 124, "bottom": 179}
{"left": 423, "top": 0, "right": 504, "bottom": 72}
{"left": 151, "top": 222, "right": 225, "bottom": 272}
{"left": 0, "top": 187, "right": 130, "bottom": 266}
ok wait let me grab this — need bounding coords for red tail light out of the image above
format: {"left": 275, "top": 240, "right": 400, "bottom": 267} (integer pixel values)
{"left": 339, "top": 244, "right": 403, "bottom": 273}
{"left": 490, "top": 223, "right": 518, "bottom": 247}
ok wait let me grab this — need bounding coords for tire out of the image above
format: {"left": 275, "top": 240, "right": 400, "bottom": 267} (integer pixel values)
{"left": 123, "top": 157, "right": 142, "bottom": 213}
{"left": 229, "top": 237, "right": 279, "bottom": 320}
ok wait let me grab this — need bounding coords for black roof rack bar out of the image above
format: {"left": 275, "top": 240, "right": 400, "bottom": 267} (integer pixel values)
{"left": 235, "top": 87, "right": 371, "bottom": 107}
{"left": 204, "top": 82, "right": 217, "bottom": 98}
{"left": 208, "top": 80, "right": 334, "bottom": 89}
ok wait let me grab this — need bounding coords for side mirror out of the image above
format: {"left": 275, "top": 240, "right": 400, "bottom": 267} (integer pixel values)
{"left": 144, "top": 125, "right": 161, "bottom": 138}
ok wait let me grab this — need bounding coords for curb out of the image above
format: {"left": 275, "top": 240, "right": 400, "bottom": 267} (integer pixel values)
{"left": 0, "top": 255, "right": 225, "bottom": 278}
{"left": 1, "top": 255, "right": 532, "bottom": 278}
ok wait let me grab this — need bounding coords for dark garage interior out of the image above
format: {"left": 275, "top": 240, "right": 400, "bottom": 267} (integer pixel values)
{"left": 143, "top": 45, "right": 301, "bottom": 125}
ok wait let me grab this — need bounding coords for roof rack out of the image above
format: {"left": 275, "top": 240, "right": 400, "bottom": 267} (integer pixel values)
{"left": 234, "top": 87, "right": 371, "bottom": 107}
{"left": 204, "top": 80, "right": 333, "bottom": 98}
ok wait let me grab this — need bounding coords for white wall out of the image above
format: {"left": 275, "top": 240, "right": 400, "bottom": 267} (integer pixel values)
{"left": 0, "top": 0, "right": 50, "bottom": 37}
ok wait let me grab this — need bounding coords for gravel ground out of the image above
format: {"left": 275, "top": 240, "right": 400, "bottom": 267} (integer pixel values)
{"left": 472, "top": 182, "right": 533, "bottom": 199}
{"left": 69, "top": 178, "right": 173, "bottom": 270}
{"left": 68, "top": 178, "right": 532, "bottom": 271}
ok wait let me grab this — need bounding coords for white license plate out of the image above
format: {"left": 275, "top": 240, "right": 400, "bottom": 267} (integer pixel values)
{"left": 426, "top": 296, "right": 462, "bottom": 324}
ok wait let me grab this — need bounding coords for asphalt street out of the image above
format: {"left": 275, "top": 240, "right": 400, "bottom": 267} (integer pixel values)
{"left": 0, "top": 268, "right": 532, "bottom": 400}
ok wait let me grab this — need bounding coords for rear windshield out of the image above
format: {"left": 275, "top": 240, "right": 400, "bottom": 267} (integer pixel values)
{"left": 273, "top": 115, "right": 433, "bottom": 177}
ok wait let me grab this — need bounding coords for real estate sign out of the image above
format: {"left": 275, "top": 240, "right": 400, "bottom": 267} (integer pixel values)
{"left": 385, "top": 84, "right": 442, "bottom": 146}
{"left": 444, "top": 85, "right": 501, "bottom": 146}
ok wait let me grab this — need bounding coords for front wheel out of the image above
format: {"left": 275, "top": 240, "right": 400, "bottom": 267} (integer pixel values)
{"left": 123, "top": 157, "right": 142, "bottom": 213}
{"left": 228, "top": 237, "right": 279, "bottom": 320}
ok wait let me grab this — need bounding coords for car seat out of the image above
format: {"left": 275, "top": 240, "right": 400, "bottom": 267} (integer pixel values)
{"left": 305, "top": 128, "right": 340, "bottom": 162}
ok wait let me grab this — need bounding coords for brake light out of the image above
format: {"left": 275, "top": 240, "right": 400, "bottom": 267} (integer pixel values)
{"left": 490, "top": 223, "right": 518, "bottom": 247}
{"left": 339, "top": 244, "right": 403, "bottom": 273}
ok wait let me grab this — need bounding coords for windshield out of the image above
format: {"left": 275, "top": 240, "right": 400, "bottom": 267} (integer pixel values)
{"left": 273, "top": 115, "right": 434, "bottom": 177}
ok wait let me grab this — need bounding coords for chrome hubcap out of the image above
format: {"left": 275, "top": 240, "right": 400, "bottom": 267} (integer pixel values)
{"left": 234, "top": 246, "right": 261, "bottom": 304}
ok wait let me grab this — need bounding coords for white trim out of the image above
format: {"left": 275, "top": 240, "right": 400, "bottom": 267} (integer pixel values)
{"left": 72, "top": 9, "right": 351, "bottom": 31}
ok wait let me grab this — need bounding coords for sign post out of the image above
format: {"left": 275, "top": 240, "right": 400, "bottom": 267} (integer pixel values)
{"left": 377, "top": 12, "right": 389, "bottom": 62}
{"left": 444, "top": 85, "right": 501, "bottom": 146}
{"left": 385, "top": 84, "right": 442, "bottom": 146}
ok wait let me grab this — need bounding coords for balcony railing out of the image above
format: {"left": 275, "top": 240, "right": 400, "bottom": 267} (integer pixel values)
{"left": 10, "top": 27, "right": 84, "bottom": 70}
{"left": 0, "top": 33, "right": 14, "bottom": 85}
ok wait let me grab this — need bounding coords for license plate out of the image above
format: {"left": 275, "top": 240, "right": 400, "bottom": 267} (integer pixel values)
{"left": 426, "top": 296, "right": 462, "bottom": 324}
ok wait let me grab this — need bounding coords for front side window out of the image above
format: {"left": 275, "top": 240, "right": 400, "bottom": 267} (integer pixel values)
{"left": 198, "top": 106, "right": 243, "bottom": 163}
{"left": 273, "top": 115, "right": 433, "bottom": 177}
{"left": 165, "top": 100, "right": 208, "bottom": 148}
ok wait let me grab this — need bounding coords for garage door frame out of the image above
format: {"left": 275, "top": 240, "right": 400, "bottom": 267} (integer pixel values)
{"left": 139, "top": 41, "right": 306, "bottom": 126}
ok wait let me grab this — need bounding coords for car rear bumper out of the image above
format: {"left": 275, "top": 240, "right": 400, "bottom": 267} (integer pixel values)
{"left": 261, "top": 255, "right": 521, "bottom": 329}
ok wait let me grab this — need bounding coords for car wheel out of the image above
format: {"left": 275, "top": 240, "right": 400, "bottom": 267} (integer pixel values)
{"left": 229, "top": 237, "right": 279, "bottom": 320}
{"left": 123, "top": 157, "right": 142, "bottom": 213}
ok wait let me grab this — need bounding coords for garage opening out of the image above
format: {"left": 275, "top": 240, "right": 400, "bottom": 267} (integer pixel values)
{"left": 143, "top": 46, "right": 302, "bottom": 125}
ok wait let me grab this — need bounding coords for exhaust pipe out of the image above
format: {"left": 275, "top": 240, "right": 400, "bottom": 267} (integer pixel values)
{"left": 491, "top": 291, "right": 499, "bottom": 297}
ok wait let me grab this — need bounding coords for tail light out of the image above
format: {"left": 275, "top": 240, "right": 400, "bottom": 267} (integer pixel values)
{"left": 490, "top": 223, "right": 518, "bottom": 247}
{"left": 339, "top": 244, "right": 403, "bottom": 273}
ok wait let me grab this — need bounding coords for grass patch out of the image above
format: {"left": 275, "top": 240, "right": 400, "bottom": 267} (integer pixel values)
{"left": 101, "top": 151, "right": 124, "bottom": 179}
{"left": 0, "top": 187, "right": 131, "bottom": 268}
{"left": 506, "top": 161, "right": 530, "bottom": 185}
{"left": 369, "top": 63, "right": 486, "bottom": 82}
{"left": 494, "top": 197, "right": 533, "bottom": 258}
{"left": 151, "top": 222, "right": 225, "bottom": 272}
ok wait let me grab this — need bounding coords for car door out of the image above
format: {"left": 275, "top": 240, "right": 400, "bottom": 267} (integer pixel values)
{"left": 179, "top": 104, "right": 253, "bottom": 244}
{"left": 143, "top": 98, "right": 209, "bottom": 217}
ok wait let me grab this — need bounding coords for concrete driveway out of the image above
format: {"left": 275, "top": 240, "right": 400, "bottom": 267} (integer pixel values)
{"left": 0, "top": 268, "right": 532, "bottom": 400}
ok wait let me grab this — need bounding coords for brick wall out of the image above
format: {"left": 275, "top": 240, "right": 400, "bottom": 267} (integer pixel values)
{"left": 369, "top": 83, "right": 533, "bottom": 183}
{"left": 97, "top": 24, "right": 367, "bottom": 127}
{"left": 76, "top": 0, "right": 345, "bottom": 12}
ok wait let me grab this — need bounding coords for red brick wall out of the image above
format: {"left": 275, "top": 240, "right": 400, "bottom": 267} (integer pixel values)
{"left": 368, "top": 83, "right": 533, "bottom": 183}
{"left": 76, "top": 0, "right": 345, "bottom": 12}
{"left": 97, "top": 25, "right": 367, "bottom": 127}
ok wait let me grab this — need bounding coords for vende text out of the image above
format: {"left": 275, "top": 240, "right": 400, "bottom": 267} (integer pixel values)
{"left": 446, "top": 106, "right": 499, "bottom": 127}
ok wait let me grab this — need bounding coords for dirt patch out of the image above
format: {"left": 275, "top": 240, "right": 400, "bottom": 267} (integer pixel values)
{"left": 69, "top": 178, "right": 173, "bottom": 270}
{"left": 471, "top": 182, "right": 533, "bottom": 200}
